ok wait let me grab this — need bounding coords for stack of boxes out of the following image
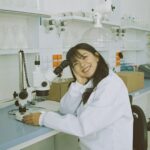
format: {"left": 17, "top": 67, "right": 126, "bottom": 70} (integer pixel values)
{"left": 117, "top": 71, "right": 144, "bottom": 93}
{"left": 48, "top": 78, "right": 74, "bottom": 101}
{"left": 48, "top": 54, "right": 74, "bottom": 101}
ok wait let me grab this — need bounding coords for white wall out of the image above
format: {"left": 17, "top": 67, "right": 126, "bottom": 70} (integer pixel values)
{"left": 0, "top": 55, "right": 18, "bottom": 100}
{"left": 0, "top": 54, "right": 35, "bottom": 100}
{"left": 120, "top": 0, "right": 150, "bottom": 25}
{"left": 0, "top": 12, "right": 39, "bottom": 100}
{"left": 0, "top": 0, "right": 150, "bottom": 100}
{"left": 39, "top": 0, "right": 150, "bottom": 70}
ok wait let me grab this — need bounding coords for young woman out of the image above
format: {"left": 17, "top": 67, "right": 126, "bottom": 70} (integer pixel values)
{"left": 23, "top": 43, "right": 133, "bottom": 150}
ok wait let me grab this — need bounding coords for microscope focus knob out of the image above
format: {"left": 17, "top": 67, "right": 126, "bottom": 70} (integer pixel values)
{"left": 13, "top": 91, "right": 18, "bottom": 98}
{"left": 15, "top": 100, "right": 19, "bottom": 106}
{"left": 19, "top": 90, "right": 28, "bottom": 100}
{"left": 19, "top": 106, "right": 26, "bottom": 113}
{"left": 41, "top": 81, "right": 48, "bottom": 87}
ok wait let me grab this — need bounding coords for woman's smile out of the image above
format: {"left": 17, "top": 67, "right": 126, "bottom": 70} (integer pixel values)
{"left": 82, "top": 64, "right": 91, "bottom": 73}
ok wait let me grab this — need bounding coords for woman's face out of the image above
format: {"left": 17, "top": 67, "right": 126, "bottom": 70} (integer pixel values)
{"left": 72, "top": 49, "right": 99, "bottom": 79}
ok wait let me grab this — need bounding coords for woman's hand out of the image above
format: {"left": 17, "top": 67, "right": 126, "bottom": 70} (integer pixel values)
{"left": 73, "top": 70, "right": 88, "bottom": 85}
{"left": 22, "top": 112, "right": 41, "bottom": 126}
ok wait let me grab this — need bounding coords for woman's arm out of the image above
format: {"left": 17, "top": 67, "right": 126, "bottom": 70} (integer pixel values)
{"left": 59, "top": 81, "right": 85, "bottom": 115}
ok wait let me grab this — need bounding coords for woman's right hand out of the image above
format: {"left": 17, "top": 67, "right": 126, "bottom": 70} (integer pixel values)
{"left": 22, "top": 112, "right": 41, "bottom": 126}
{"left": 73, "top": 70, "right": 88, "bottom": 85}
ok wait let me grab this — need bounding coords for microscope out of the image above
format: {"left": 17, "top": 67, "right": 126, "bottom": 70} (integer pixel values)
{"left": 14, "top": 50, "right": 69, "bottom": 120}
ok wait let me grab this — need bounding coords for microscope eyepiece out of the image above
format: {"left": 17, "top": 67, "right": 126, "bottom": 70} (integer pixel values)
{"left": 53, "top": 60, "right": 69, "bottom": 75}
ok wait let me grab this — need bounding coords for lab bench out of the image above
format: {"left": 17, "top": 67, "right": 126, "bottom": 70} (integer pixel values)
{"left": 0, "top": 104, "right": 59, "bottom": 150}
{"left": 0, "top": 79, "right": 150, "bottom": 150}
{"left": 130, "top": 79, "right": 150, "bottom": 99}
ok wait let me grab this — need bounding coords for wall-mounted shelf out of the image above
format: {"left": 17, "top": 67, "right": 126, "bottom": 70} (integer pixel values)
{"left": 55, "top": 15, "right": 93, "bottom": 22}
{"left": 121, "top": 25, "right": 150, "bottom": 32}
{"left": 46, "top": 13, "right": 120, "bottom": 27}
{"left": 122, "top": 49, "right": 144, "bottom": 52}
{"left": 0, "top": 7, "right": 51, "bottom": 17}
{"left": 43, "top": 13, "right": 150, "bottom": 32}
{"left": 102, "top": 20, "right": 120, "bottom": 27}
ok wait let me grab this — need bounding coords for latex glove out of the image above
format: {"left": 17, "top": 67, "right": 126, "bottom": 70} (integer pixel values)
{"left": 23, "top": 112, "right": 41, "bottom": 126}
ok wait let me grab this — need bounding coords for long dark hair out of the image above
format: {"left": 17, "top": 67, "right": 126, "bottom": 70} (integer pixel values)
{"left": 66, "top": 43, "right": 109, "bottom": 104}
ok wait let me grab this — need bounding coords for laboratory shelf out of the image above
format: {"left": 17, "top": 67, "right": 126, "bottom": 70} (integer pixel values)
{"left": 121, "top": 49, "right": 144, "bottom": 52}
{"left": 56, "top": 15, "right": 93, "bottom": 22}
{"left": 0, "top": 7, "right": 51, "bottom": 17}
{"left": 102, "top": 20, "right": 120, "bottom": 27}
{"left": 49, "top": 13, "right": 120, "bottom": 27}
{"left": 45, "top": 13, "right": 150, "bottom": 33}
{"left": 39, "top": 12, "right": 150, "bottom": 32}
{"left": 121, "top": 25, "right": 150, "bottom": 32}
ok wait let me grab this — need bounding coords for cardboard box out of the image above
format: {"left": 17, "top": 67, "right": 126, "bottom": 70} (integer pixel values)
{"left": 116, "top": 71, "right": 144, "bottom": 93}
{"left": 48, "top": 78, "right": 74, "bottom": 102}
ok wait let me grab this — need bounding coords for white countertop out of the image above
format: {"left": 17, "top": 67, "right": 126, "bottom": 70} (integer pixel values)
{"left": 0, "top": 101, "right": 60, "bottom": 150}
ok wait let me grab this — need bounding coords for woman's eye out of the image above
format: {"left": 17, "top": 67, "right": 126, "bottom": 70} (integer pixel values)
{"left": 73, "top": 62, "right": 78, "bottom": 67}
{"left": 82, "top": 55, "right": 88, "bottom": 59}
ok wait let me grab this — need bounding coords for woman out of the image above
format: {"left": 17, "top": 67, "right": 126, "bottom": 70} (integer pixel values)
{"left": 23, "top": 43, "right": 133, "bottom": 150}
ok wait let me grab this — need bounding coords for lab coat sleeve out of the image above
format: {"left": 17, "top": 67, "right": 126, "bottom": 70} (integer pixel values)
{"left": 59, "top": 81, "right": 85, "bottom": 115}
{"left": 39, "top": 77, "right": 132, "bottom": 137}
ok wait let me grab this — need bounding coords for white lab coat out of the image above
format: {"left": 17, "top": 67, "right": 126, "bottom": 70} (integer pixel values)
{"left": 39, "top": 70, "right": 133, "bottom": 150}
